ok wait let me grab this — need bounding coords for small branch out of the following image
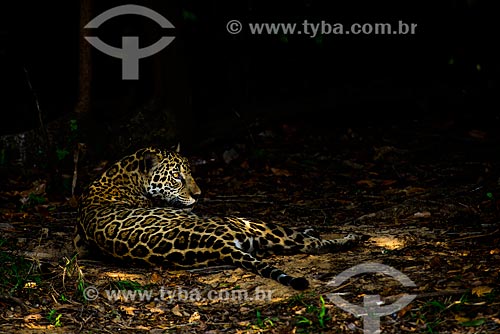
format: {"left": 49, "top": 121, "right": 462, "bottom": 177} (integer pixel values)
{"left": 164, "top": 322, "right": 200, "bottom": 330}
{"left": 72, "top": 143, "right": 86, "bottom": 197}
{"left": 23, "top": 67, "right": 50, "bottom": 154}
{"left": 452, "top": 228, "right": 499, "bottom": 242}
{"left": 187, "top": 265, "right": 236, "bottom": 274}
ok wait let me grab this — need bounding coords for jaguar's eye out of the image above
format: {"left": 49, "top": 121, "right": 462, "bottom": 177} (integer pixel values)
{"left": 172, "top": 171, "right": 181, "bottom": 179}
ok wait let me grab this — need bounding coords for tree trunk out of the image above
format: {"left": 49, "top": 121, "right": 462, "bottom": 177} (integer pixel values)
{"left": 75, "top": 0, "right": 92, "bottom": 116}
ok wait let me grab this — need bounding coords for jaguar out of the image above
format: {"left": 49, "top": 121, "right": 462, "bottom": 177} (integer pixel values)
{"left": 75, "top": 147, "right": 359, "bottom": 290}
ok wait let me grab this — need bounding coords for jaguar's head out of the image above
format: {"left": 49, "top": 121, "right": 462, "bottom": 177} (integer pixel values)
{"left": 140, "top": 147, "right": 201, "bottom": 208}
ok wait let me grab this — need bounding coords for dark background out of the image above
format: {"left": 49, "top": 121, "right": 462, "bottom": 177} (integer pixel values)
{"left": 1, "top": 0, "right": 498, "bottom": 155}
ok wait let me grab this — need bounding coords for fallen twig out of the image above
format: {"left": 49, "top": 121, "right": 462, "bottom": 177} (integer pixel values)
{"left": 452, "top": 228, "right": 499, "bottom": 242}
{"left": 187, "top": 265, "right": 236, "bottom": 274}
{"left": 72, "top": 143, "right": 86, "bottom": 197}
{"left": 383, "top": 289, "right": 469, "bottom": 304}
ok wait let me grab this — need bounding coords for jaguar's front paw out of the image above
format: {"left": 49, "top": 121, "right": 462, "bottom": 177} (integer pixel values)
{"left": 343, "top": 233, "right": 369, "bottom": 246}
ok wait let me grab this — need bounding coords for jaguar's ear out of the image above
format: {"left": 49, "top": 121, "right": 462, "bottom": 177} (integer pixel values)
{"left": 142, "top": 152, "right": 160, "bottom": 173}
{"left": 172, "top": 142, "right": 181, "bottom": 153}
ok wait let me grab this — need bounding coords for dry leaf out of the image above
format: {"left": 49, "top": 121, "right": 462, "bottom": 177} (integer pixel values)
{"left": 171, "top": 304, "right": 183, "bottom": 317}
{"left": 472, "top": 286, "right": 493, "bottom": 297}
{"left": 270, "top": 168, "right": 292, "bottom": 177}
{"left": 404, "top": 187, "right": 426, "bottom": 194}
{"left": 413, "top": 211, "right": 431, "bottom": 218}
{"left": 373, "top": 146, "right": 396, "bottom": 160}
{"left": 150, "top": 272, "right": 162, "bottom": 284}
{"left": 397, "top": 304, "right": 413, "bottom": 318}
{"left": 455, "top": 315, "right": 470, "bottom": 323}
{"left": 68, "top": 196, "right": 79, "bottom": 208}
{"left": 468, "top": 129, "right": 487, "bottom": 140}
{"left": 24, "top": 314, "right": 42, "bottom": 322}
{"left": 356, "top": 180, "right": 375, "bottom": 187}
{"left": 120, "top": 305, "right": 136, "bottom": 316}
{"left": 189, "top": 311, "right": 201, "bottom": 323}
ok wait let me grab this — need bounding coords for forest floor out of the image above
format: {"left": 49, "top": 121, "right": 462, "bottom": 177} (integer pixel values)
{"left": 0, "top": 118, "right": 499, "bottom": 333}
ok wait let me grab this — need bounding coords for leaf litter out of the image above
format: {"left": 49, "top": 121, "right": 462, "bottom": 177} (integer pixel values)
{"left": 0, "top": 124, "right": 499, "bottom": 333}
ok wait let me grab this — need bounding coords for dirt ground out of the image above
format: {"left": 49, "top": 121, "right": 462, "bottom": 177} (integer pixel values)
{"left": 1, "top": 121, "right": 499, "bottom": 333}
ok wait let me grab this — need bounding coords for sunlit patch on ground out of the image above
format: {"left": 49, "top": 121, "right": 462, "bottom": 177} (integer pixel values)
{"left": 370, "top": 235, "right": 406, "bottom": 250}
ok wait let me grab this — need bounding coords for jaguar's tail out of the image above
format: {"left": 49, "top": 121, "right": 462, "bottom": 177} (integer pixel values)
{"left": 225, "top": 249, "right": 309, "bottom": 290}
{"left": 255, "top": 261, "right": 309, "bottom": 290}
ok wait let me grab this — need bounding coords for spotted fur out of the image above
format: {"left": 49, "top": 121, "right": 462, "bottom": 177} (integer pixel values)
{"left": 75, "top": 147, "right": 359, "bottom": 290}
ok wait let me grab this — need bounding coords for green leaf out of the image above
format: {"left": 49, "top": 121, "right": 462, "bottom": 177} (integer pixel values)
{"left": 182, "top": 10, "right": 197, "bottom": 21}
{"left": 69, "top": 119, "right": 78, "bottom": 132}
{"left": 56, "top": 148, "right": 70, "bottom": 161}
{"left": 29, "top": 193, "right": 46, "bottom": 204}
{"left": 428, "top": 300, "right": 446, "bottom": 310}
{"left": 460, "top": 318, "right": 485, "bottom": 327}
{"left": 296, "top": 316, "right": 312, "bottom": 326}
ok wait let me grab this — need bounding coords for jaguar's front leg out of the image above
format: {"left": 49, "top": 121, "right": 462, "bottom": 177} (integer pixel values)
{"left": 301, "top": 232, "right": 360, "bottom": 254}
{"left": 250, "top": 221, "right": 360, "bottom": 255}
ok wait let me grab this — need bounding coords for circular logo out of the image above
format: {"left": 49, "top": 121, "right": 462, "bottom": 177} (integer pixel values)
{"left": 226, "top": 20, "right": 243, "bottom": 34}
{"left": 326, "top": 262, "right": 417, "bottom": 333}
{"left": 83, "top": 286, "right": 99, "bottom": 301}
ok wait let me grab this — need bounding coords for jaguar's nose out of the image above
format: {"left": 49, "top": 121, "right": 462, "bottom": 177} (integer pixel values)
{"left": 191, "top": 184, "right": 201, "bottom": 198}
